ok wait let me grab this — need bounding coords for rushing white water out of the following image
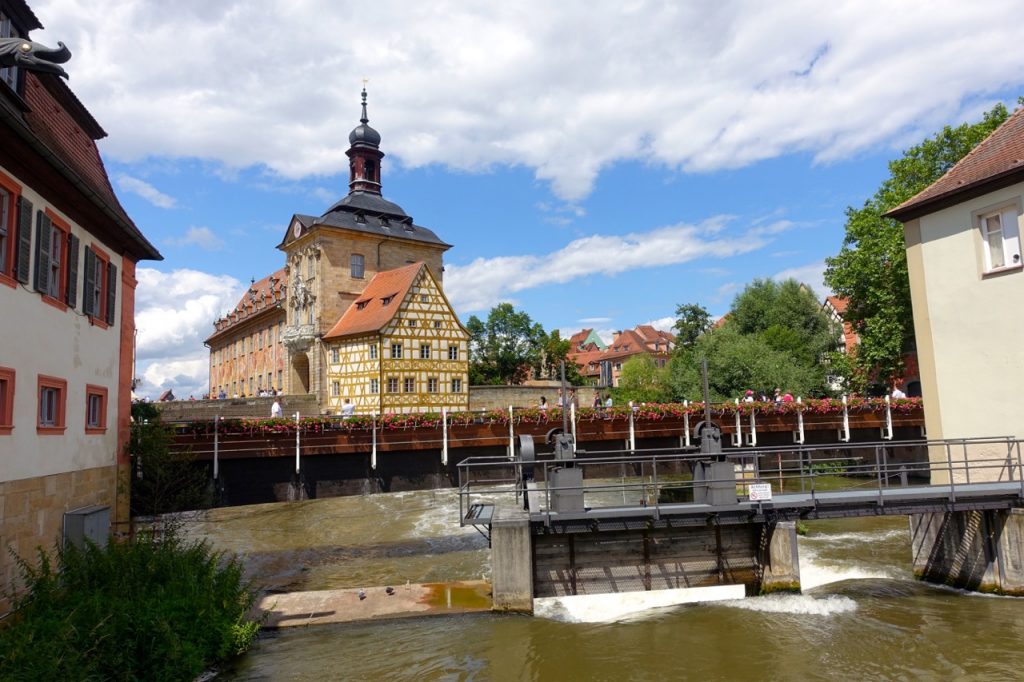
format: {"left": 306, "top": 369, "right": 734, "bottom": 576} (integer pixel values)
{"left": 534, "top": 585, "right": 746, "bottom": 623}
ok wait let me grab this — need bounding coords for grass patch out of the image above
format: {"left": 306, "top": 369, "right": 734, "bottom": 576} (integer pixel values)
{"left": 0, "top": 531, "right": 258, "bottom": 681}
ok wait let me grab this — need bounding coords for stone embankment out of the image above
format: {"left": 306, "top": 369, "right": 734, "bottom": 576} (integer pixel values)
{"left": 256, "top": 581, "right": 492, "bottom": 627}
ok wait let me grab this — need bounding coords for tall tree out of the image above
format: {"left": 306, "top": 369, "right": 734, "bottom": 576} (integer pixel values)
{"left": 728, "top": 278, "right": 833, "bottom": 367}
{"left": 668, "top": 326, "right": 821, "bottom": 402}
{"left": 825, "top": 102, "right": 1011, "bottom": 389}
{"left": 616, "top": 354, "right": 670, "bottom": 404}
{"left": 466, "top": 303, "right": 545, "bottom": 385}
{"left": 537, "top": 329, "right": 583, "bottom": 384}
{"left": 673, "top": 302, "right": 712, "bottom": 347}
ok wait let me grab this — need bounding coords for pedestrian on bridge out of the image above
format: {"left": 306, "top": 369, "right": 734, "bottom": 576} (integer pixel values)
{"left": 271, "top": 399, "right": 282, "bottom": 419}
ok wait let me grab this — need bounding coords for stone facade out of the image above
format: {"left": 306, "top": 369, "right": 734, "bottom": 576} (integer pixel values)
{"left": 207, "top": 269, "right": 287, "bottom": 398}
{"left": 205, "top": 90, "right": 460, "bottom": 415}
{"left": 0, "top": 465, "right": 118, "bottom": 612}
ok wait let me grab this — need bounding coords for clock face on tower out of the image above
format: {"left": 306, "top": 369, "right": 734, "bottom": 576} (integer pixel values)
{"left": 292, "top": 220, "right": 302, "bottom": 239}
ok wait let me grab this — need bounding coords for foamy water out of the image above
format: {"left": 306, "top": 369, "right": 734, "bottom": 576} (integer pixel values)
{"left": 534, "top": 585, "right": 745, "bottom": 623}
{"left": 721, "top": 593, "right": 858, "bottom": 615}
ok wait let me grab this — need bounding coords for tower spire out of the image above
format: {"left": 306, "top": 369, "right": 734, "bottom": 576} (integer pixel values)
{"left": 346, "top": 82, "right": 384, "bottom": 195}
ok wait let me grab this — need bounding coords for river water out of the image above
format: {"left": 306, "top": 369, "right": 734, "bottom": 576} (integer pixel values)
{"left": 177, "top": 490, "right": 1024, "bottom": 681}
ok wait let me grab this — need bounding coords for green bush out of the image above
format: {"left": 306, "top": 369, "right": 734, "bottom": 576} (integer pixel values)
{"left": 0, "top": 532, "right": 258, "bottom": 681}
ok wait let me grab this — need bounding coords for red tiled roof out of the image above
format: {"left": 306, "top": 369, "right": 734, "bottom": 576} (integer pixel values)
{"left": 323, "top": 262, "right": 423, "bottom": 340}
{"left": 206, "top": 268, "right": 287, "bottom": 342}
{"left": 825, "top": 295, "right": 849, "bottom": 315}
{"left": 888, "top": 107, "right": 1024, "bottom": 220}
{"left": 0, "top": 64, "right": 160, "bottom": 260}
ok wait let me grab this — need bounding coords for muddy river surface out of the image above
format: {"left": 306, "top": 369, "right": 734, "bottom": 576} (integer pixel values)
{"left": 177, "top": 490, "right": 1024, "bottom": 681}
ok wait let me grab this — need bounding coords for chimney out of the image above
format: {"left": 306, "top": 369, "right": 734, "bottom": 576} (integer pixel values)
{"left": 612, "top": 331, "right": 621, "bottom": 343}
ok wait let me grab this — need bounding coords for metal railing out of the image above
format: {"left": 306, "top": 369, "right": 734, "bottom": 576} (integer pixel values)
{"left": 456, "top": 436, "right": 1024, "bottom": 526}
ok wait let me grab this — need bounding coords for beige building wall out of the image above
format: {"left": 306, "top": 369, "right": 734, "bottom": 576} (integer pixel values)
{"left": 282, "top": 227, "right": 448, "bottom": 412}
{"left": 905, "top": 181, "right": 1024, "bottom": 473}
{"left": 0, "top": 169, "right": 125, "bottom": 611}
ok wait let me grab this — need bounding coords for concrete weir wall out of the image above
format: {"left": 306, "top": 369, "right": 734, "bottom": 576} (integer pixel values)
{"left": 488, "top": 506, "right": 802, "bottom": 611}
{"left": 910, "top": 509, "right": 1024, "bottom": 595}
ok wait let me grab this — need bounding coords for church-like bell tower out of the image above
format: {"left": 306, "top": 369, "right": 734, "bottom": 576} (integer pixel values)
{"left": 346, "top": 88, "right": 384, "bottom": 194}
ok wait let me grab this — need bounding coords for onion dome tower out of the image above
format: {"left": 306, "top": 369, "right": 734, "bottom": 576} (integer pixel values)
{"left": 346, "top": 88, "right": 384, "bottom": 194}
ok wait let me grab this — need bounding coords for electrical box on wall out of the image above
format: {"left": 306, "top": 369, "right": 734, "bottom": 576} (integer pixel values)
{"left": 63, "top": 505, "right": 110, "bottom": 549}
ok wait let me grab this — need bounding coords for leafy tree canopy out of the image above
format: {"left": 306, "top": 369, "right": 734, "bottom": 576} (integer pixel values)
{"left": 668, "top": 326, "right": 821, "bottom": 402}
{"left": 466, "top": 303, "right": 580, "bottom": 385}
{"left": 825, "top": 102, "right": 1011, "bottom": 389}
{"left": 728, "top": 278, "right": 833, "bottom": 367}
{"left": 673, "top": 302, "right": 712, "bottom": 347}
{"left": 615, "top": 354, "right": 671, "bottom": 404}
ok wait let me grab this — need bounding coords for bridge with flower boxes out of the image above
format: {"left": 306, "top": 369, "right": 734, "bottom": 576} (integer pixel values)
{"left": 165, "top": 398, "right": 926, "bottom": 505}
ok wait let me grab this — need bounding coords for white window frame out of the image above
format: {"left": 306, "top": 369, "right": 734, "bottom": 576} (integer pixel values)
{"left": 420, "top": 344, "right": 430, "bottom": 359}
{"left": 979, "top": 206, "right": 1022, "bottom": 273}
{"left": 391, "top": 343, "right": 402, "bottom": 359}
{"left": 427, "top": 377, "right": 438, "bottom": 393}
{"left": 351, "top": 253, "right": 365, "bottom": 279}
{"left": 369, "top": 344, "right": 378, "bottom": 359}
{"left": 369, "top": 378, "right": 379, "bottom": 394}
{"left": 331, "top": 348, "right": 340, "bottom": 363}
{"left": 452, "top": 378, "right": 462, "bottom": 393}
{"left": 40, "top": 387, "right": 58, "bottom": 426}
{"left": 448, "top": 346, "right": 459, "bottom": 360}
{"left": 403, "top": 377, "right": 415, "bottom": 393}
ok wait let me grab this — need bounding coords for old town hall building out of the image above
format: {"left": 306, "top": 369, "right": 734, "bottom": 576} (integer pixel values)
{"left": 206, "top": 91, "right": 469, "bottom": 414}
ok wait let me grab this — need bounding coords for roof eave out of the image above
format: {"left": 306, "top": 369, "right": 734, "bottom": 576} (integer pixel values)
{"left": 0, "top": 93, "right": 162, "bottom": 261}
{"left": 886, "top": 166, "right": 1024, "bottom": 222}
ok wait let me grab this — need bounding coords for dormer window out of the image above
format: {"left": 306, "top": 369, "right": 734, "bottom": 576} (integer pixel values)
{"left": 0, "top": 12, "right": 22, "bottom": 92}
{"left": 355, "top": 299, "right": 369, "bottom": 310}
{"left": 380, "top": 217, "right": 390, "bottom": 228}
{"left": 381, "top": 294, "right": 394, "bottom": 306}
{"left": 355, "top": 213, "right": 366, "bottom": 224}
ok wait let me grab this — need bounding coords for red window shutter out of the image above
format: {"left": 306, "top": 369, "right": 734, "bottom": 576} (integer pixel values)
{"left": 105, "top": 262, "right": 117, "bottom": 325}
{"left": 34, "top": 211, "right": 51, "bottom": 294}
{"left": 66, "top": 233, "right": 79, "bottom": 308}
{"left": 15, "top": 197, "right": 32, "bottom": 284}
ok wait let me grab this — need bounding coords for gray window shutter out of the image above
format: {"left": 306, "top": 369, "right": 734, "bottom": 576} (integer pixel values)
{"left": 66, "top": 233, "right": 79, "bottom": 308}
{"left": 105, "top": 262, "right": 117, "bottom": 325}
{"left": 83, "top": 248, "right": 96, "bottom": 316}
{"left": 15, "top": 197, "right": 32, "bottom": 284}
{"left": 34, "top": 211, "right": 51, "bottom": 294}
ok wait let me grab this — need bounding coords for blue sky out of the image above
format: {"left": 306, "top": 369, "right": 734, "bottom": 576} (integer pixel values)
{"left": 31, "top": 0, "right": 1024, "bottom": 398}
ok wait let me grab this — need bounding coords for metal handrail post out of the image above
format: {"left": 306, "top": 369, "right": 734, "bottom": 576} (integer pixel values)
{"left": 652, "top": 456, "right": 660, "bottom": 519}
{"left": 371, "top": 412, "right": 377, "bottom": 471}
{"left": 441, "top": 408, "right": 449, "bottom": 467}
{"left": 947, "top": 442, "right": 956, "bottom": 503}
{"left": 1017, "top": 439, "right": 1024, "bottom": 498}
{"left": 294, "top": 411, "right": 301, "bottom": 475}
{"left": 213, "top": 414, "right": 220, "bottom": 482}
{"left": 683, "top": 401, "right": 691, "bottom": 447}
{"left": 875, "top": 445, "right": 884, "bottom": 507}
{"left": 508, "top": 405, "right": 515, "bottom": 461}
{"left": 963, "top": 440, "right": 971, "bottom": 485}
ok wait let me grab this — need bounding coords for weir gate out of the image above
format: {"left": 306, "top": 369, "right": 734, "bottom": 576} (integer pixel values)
{"left": 458, "top": 436, "right": 1024, "bottom": 611}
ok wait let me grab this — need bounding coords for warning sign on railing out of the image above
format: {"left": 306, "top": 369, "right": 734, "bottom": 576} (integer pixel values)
{"left": 748, "top": 483, "right": 773, "bottom": 501}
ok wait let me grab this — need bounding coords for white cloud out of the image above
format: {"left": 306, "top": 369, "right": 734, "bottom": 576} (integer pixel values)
{"left": 115, "top": 173, "right": 176, "bottom": 208}
{"left": 712, "top": 282, "right": 740, "bottom": 304}
{"left": 645, "top": 316, "right": 676, "bottom": 332}
{"left": 578, "top": 317, "right": 612, "bottom": 324}
{"left": 166, "top": 226, "right": 226, "bottom": 251}
{"left": 33, "top": 1, "right": 1024, "bottom": 201}
{"left": 134, "top": 267, "right": 243, "bottom": 398}
{"left": 446, "top": 215, "right": 770, "bottom": 312}
{"left": 774, "top": 260, "right": 831, "bottom": 300}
